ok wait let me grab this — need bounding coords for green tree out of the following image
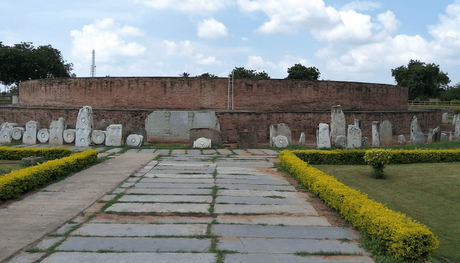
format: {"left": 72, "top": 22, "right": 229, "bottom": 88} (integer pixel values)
{"left": 439, "top": 82, "right": 460, "bottom": 101}
{"left": 391, "top": 60, "right": 450, "bottom": 100}
{"left": 0, "top": 42, "right": 73, "bottom": 89}
{"left": 179, "top": 72, "right": 190, "bottom": 77}
{"left": 196, "top": 72, "right": 217, "bottom": 78}
{"left": 231, "top": 67, "right": 270, "bottom": 79}
{"left": 286, "top": 63, "right": 320, "bottom": 80}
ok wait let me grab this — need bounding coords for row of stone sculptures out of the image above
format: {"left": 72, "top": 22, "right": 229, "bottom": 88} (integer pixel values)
{"left": 0, "top": 106, "right": 145, "bottom": 147}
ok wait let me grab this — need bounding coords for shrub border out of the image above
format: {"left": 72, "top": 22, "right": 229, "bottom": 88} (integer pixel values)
{"left": 279, "top": 150, "right": 439, "bottom": 261}
{"left": 0, "top": 146, "right": 73, "bottom": 160}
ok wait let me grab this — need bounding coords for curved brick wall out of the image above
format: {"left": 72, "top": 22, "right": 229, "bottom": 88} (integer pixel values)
{"left": 18, "top": 77, "right": 408, "bottom": 111}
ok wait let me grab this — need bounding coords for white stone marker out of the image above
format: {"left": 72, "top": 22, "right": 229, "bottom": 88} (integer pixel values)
{"left": 330, "top": 105, "right": 346, "bottom": 144}
{"left": 12, "top": 127, "right": 24, "bottom": 141}
{"left": 269, "top": 123, "right": 292, "bottom": 147}
{"left": 12, "top": 95, "right": 19, "bottom": 104}
{"left": 49, "top": 117, "right": 67, "bottom": 145}
{"left": 347, "top": 125, "right": 362, "bottom": 148}
{"left": 63, "top": 129, "right": 76, "bottom": 144}
{"left": 442, "top": 112, "right": 449, "bottom": 124}
{"left": 427, "top": 129, "right": 433, "bottom": 144}
{"left": 455, "top": 114, "right": 460, "bottom": 141}
{"left": 105, "top": 124, "right": 123, "bottom": 146}
{"left": 362, "top": 137, "right": 370, "bottom": 147}
{"left": 92, "top": 130, "right": 106, "bottom": 145}
{"left": 273, "top": 135, "right": 289, "bottom": 148}
{"left": 379, "top": 120, "right": 392, "bottom": 147}
{"left": 398, "top": 135, "right": 406, "bottom": 144}
{"left": 193, "top": 137, "right": 211, "bottom": 148}
{"left": 440, "top": 133, "right": 447, "bottom": 141}
{"left": 75, "top": 106, "right": 94, "bottom": 147}
{"left": 37, "top": 129, "right": 50, "bottom": 143}
{"left": 298, "top": 132, "right": 305, "bottom": 145}
{"left": 23, "top": 121, "right": 40, "bottom": 144}
{"left": 0, "top": 122, "right": 14, "bottom": 143}
{"left": 335, "top": 135, "right": 347, "bottom": 148}
{"left": 410, "top": 116, "right": 424, "bottom": 144}
{"left": 372, "top": 121, "right": 380, "bottom": 147}
{"left": 354, "top": 119, "right": 361, "bottom": 129}
{"left": 126, "top": 134, "right": 144, "bottom": 147}
{"left": 316, "top": 123, "right": 331, "bottom": 148}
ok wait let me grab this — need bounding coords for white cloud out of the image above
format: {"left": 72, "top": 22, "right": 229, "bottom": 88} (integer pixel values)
{"left": 70, "top": 18, "right": 146, "bottom": 62}
{"left": 197, "top": 18, "right": 229, "bottom": 38}
{"left": 340, "top": 1, "right": 381, "bottom": 12}
{"left": 428, "top": 0, "right": 460, "bottom": 59}
{"left": 161, "top": 40, "right": 222, "bottom": 65}
{"left": 246, "top": 55, "right": 311, "bottom": 75}
{"left": 143, "top": 0, "right": 229, "bottom": 14}
{"left": 241, "top": 37, "right": 249, "bottom": 41}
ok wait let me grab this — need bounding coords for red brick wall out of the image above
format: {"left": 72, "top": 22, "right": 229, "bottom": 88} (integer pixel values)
{"left": 19, "top": 77, "right": 408, "bottom": 111}
{"left": 1, "top": 106, "right": 440, "bottom": 144}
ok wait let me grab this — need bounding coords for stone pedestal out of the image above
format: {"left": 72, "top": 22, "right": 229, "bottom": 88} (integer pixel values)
{"left": 23, "top": 121, "right": 40, "bottom": 144}
{"left": 106, "top": 124, "right": 122, "bottom": 146}
{"left": 49, "top": 117, "right": 67, "bottom": 145}
{"left": 75, "top": 106, "right": 94, "bottom": 147}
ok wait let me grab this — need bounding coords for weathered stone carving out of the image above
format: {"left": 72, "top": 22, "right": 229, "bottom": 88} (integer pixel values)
{"left": 105, "top": 124, "right": 122, "bottom": 146}
{"left": 270, "top": 123, "right": 292, "bottom": 147}
{"left": 49, "top": 117, "right": 67, "bottom": 145}
{"left": 449, "top": 131, "right": 454, "bottom": 141}
{"left": 335, "top": 135, "right": 347, "bottom": 148}
{"left": 193, "top": 137, "right": 211, "bottom": 148}
{"left": 432, "top": 126, "right": 441, "bottom": 143}
{"left": 298, "top": 132, "right": 305, "bottom": 145}
{"left": 91, "top": 130, "right": 106, "bottom": 145}
{"left": 273, "top": 135, "right": 289, "bottom": 148}
{"left": 126, "top": 134, "right": 144, "bottom": 147}
{"left": 63, "top": 129, "right": 76, "bottom": 144}
{"left": 379, "top": 120, "right": 392, "bottom": 147}
{"left": 413, "top": 131, "right": 425, "bottom": 145}
{"left": 37, "top": 129, "right": 50, "bottom": 143}
{"left": 440, "top": 133, "right": 447, "bottom": 141}
{"left": 145, "top": 111, "right": 220, "bottom": 143}
{"left": 12, "top": 127, "right": 24, "bottom": 141}
{"left": 75, "top": 106, "right": 94, "bottom": 147}
{"left": 347, "top": 125, "right": 362, "bottom": 148}
{"left": 354, "top": 119, "right": 361, "bottom": 129}
{"left": 442, "top": 112, "right": 449, "bottom": 124}
{"left": 0, "top": 123, "right": 14, "bottom": 143}
{"left": 316, "top": 123, "right": 331, "bottom": 148}
{"left": 455, "top": 114, "right": 460, "bottom": 141}
{"left": 372, "top": 121, "right": 380, "bottom": 147}
{"left": 23, "top": 121, "right": 40, "bottom": 144}
{"left": 236, "top": 129, "right": 258, "bottom": 149}
{"left": 190, "top": 128, "right": 222, "bottom": 147}
{"left": 410, "top": 116, "right": 424, "bottom": 144}
{"left": 362, "top": 137, "right": 370, "bottom": 147}
{"left": 330, "top": 105, "right": 346, "bottom": 143}
{"left": 398, "top": 135, "right": 406, "bottom": 144}
{"left": 12, "top": 95, "right": 19, "bottom": 104}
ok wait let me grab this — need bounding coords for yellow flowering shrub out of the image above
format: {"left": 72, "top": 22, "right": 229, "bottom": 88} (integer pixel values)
{"left": 364, "top": 149, "right": 392, "bottom": 178}
{"left": 0, "top": 149, "right": 97, "bottom": 201}
{"left": 279, "top": 150, "right": 439, "bottom": 261}
{"left": 0, "top": 146, "right": 72, "bottom": 160}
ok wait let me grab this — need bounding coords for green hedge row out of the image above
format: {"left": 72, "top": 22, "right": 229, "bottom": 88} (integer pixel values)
{"left": 0, "top": 146, "right": 73, "bottom": 160}
{"left": 0, "top": 149, "right": 98, "bottom": 201}
{"left": 292, "top": 148, "right": 460, "bottom": 165}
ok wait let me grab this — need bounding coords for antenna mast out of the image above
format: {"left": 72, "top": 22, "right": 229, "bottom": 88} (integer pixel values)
{"left": 90, "top": 50, "right": 96, "bottom": 77}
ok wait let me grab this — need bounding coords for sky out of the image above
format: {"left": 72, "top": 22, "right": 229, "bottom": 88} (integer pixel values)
{"left": 1, "top": 0, "right": 460, "bottom": 91}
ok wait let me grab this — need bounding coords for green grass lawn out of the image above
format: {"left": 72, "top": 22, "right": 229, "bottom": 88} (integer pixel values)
{"left": 0, "top": 160, "right": 22, "bottom": 177}
{"left": 313, "top": 163, "right": 460, "bottom": 262}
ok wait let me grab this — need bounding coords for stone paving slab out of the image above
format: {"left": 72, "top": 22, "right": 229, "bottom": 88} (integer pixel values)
{"left": 232, "top": 149, "right": 249, "bottom": 155}
{"left": 91, "top": 215, "right": 214, "bottom": 224}
{"left": 216, "top": 215, "right": 331, "bottom": 226}
{"left": 125, "top": 149, "right": 140, "bottom": 153}
{"left": 158, "top": 162, "right": 216, "bottom": 167}
{"left": 8, "top": 252, "right": 45, "bottom": 263}
{"left": 106, "top": 148, "right": 122, "bottom": 153}
{"left": 95, "top": 147, "right": 106, "bottom": 152}
{"left": 127, "top": 188, "right": 212, "bottom": 195}
{"left": 187, "top": 150, "right": 202, "bottom": 155}
{"left": 135, "top": 183, "right": 215, "bottom": 189}
{"left": 215, "top": 196, "right": 305, "bottom": 205}
{"left": 218, "top": 238, "right": 367, "bottom": 254}
{"left": 41, "top": 252, "right": 216, "bottom": 263}
{"left": 216, "top": 179, "right": 290, "bottom": 185}
{"left": 212, "top": 225, "right": 358, "bottom": 239}
{"left": 171, "top": 150, "right": 186, "bottom": 154}
{"left": 217, "top": 149, "right": 233, "bottom": 155}
{"left": 246, "top": 149, "right": 266, "bottom": 155}
{"left": 37, "top": 237, "right": 65, "bottom": 249}
{"left": 73, "top": 223, "right": 207, "bottom": 237}
{"left": 202, "top": 149, "right": 217, "bottom": 154}
{"left": 224, "top": 254, "right": 374, "bottom": 263}
{"left": 144, "top": 173, "right": 214, "bottom": 179}
{"left": 260, "top": 149, "right": 279, "bottom": 156}
{"left": 138, "top": 149, "right": 156, "bottom": 153}
{"left": 139, "top": 178, "right": 215, "bottom": 184}
{"left": 119, "top": 195, "right": 213, "bottom": 203}
{"left": 56, "top": 237, "right": 211, "bottom": 252}
{"left": 107, "top": 203, "right": 210, "bottom": 213}
{"left": 217, "top": 183, "right": 295, "bottom": 191}
{"left": 55, "top": 223, "right": 79, "bottom": 235}
{"left": 150, "top": 168, "right": 215, "bottom": 174}
{"left": 214, "top": 204, "right": 318, "bottom": 215}
{"left": 155, "top": 149, "right": 171, "bottom": 155}
{"left": 216, "top": 174, "right": 286, "bottom": 181}
{"left": 218, "top": 190, "right": 302, "bottom": 198}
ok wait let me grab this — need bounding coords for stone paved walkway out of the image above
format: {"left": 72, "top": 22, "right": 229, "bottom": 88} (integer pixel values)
{"left": 6, "top": 148, "right": 374, "bottom": 263}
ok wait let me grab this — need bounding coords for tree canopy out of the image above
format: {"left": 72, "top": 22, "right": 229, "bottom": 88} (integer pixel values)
{"left": 196, "top": 72, "right": 217, "bottom": 78}
{"left": 439, "top": 82, "right": 460, "bottom": 101}
{"left": 0, "top": 42, "right": 73, "bottom": 89}
{"left": 231, "top": 67, "right": 270, "bottom": 79}
{"left": 391, "top": 60, "right": 450, "bottom": 100}
{"left": 286, "top": 63, "right": 320, "bottom": 80}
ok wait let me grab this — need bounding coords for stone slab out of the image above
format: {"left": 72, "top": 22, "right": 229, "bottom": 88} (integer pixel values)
{"left": 202, "top": 149, "right": 217, "bottom": 155}
{"left": 42, "top": 252, "right": 215, "bottom": 263}
{"left": 233, "top": 149, "right": 249, "bottom": 155}
{"left": 139, "top": 149, "right": 156, "bottom": 153}
{"left": 216, "top": 196, "right": 304, "bottom": 205}
{"left": 73, "top": 223, "right": 207, "bottom": 237}
{"left": 218, "top": 190, "right": 303, "bottom": 198}
{"left": 135, "top": 183, "right": 214, "bottom": 189}
{"left": 217, "top": 215, "right": 331, "bottom": 226}
{"left": 127, "top": 188, "right": 212, "bottom": 195}
{"left": 224, "top": 254, "right": 374, "bottom": 263}
{"left": 125, "top": 149, "right": 140, "bottom": 153}
{"left": 119, "top": 195, "right": 213, "bottom": 203}
{"left": 9, "top": 253, "right": 45, "bottom": 263}
{"left": 260, "top": 149, "right": 278, "bottom": 156}
{"left": 139, "top": 178, "right": 215, "bottom": 184}
{"left": 218, "top": 238, "right": 366, "bottom": 254}
{"left": 217, "top": 149, "right": 233, "bottom": 155}
{"left": 212, "top": 225, "right": 358, "bottom": 239}
{"left": 107, "top": 203, "right": 210, "bottom": 213}
{"left": 144, "top": 173, "right": 213, "bottom": 179}
{"left": 217, "top": 184, "right": 295, "bottom": 191}
{"left": 246, "top": 149, "right": 265, "bottom": 155}
{"left": 155, "top": 149, "right": 171, "bottom": 155}
{"left": 216, "top": 179, "right": 290, "bottom": 186}
{"left": 106, "top": 148, "right": 122, "bottom": 153}
{"left": 37, "top": 237, "right": 65, "bottom": 250}
{"left": 56, "top": 237, "right": 211, "bottom": 252}
{"left": 56, "top": 223, "right": 79, "bottom": 235}
{"left": 91, "top": 215, "right": 214, "bottom": 224}
{"left": 214, "top": 204, "right": 317, "bottom": 215}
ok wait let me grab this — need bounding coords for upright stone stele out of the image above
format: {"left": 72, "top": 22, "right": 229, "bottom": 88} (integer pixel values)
{"left": 298, "top": 132, "right": 305, "bottom": 145}
{"left": 379, "top": 120, "right": 392, "bottom": 147}
{"left": 0, "top": 123, "right": 14, "bottom": 143}
{"left": 316, "top": 123, "right": 331, "bottom": 148}
{"left": 330, "top": 105, "right": 346, "bottom": 144}
{"left": 12, "top": 95, "right": 19, "bottom": 105}
{"left": 75, "top": 106, "right": 94, "bottom": 147}
{"left": 410, "top": 116, "right": 424, "bottom": 144}
{"left": 432, "top": 126, "right": 441, "bottom": 143}
{"left": 335, "top": 135, "right": 347, "bottom": 148}
{"left": 269, "top": 123, "right": 292, "bottom": 147}
{"left": 372, "top": 121, "right": 380, "bottom": 147}
{"left": 23, "top": 121, "right": 40, "bottom": 145}
{"left": 440, "top": 133, "right": 447, "bottom": 142}
{"left": 442, "top": 112, "right": 449, "bottom": 124}
{"left": 49, "top": 117, "right": 67, "bottom": 145}
{"left": 354, "top": 119, "right": 361, "bottom": 129}
{"left": 105, "top": 124, "right": 123, "bottom": 146}
{"left": 347, "top": 125, "right": 362, "bottom": 148}
{"left": 455, "top": 114, "right": 460, "bottom": 141}
{"left": 398, "top": 135, "right": 406, "bottom": 144}
{"left": 427, "top": 129, "right": 433, "bottom": 144}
